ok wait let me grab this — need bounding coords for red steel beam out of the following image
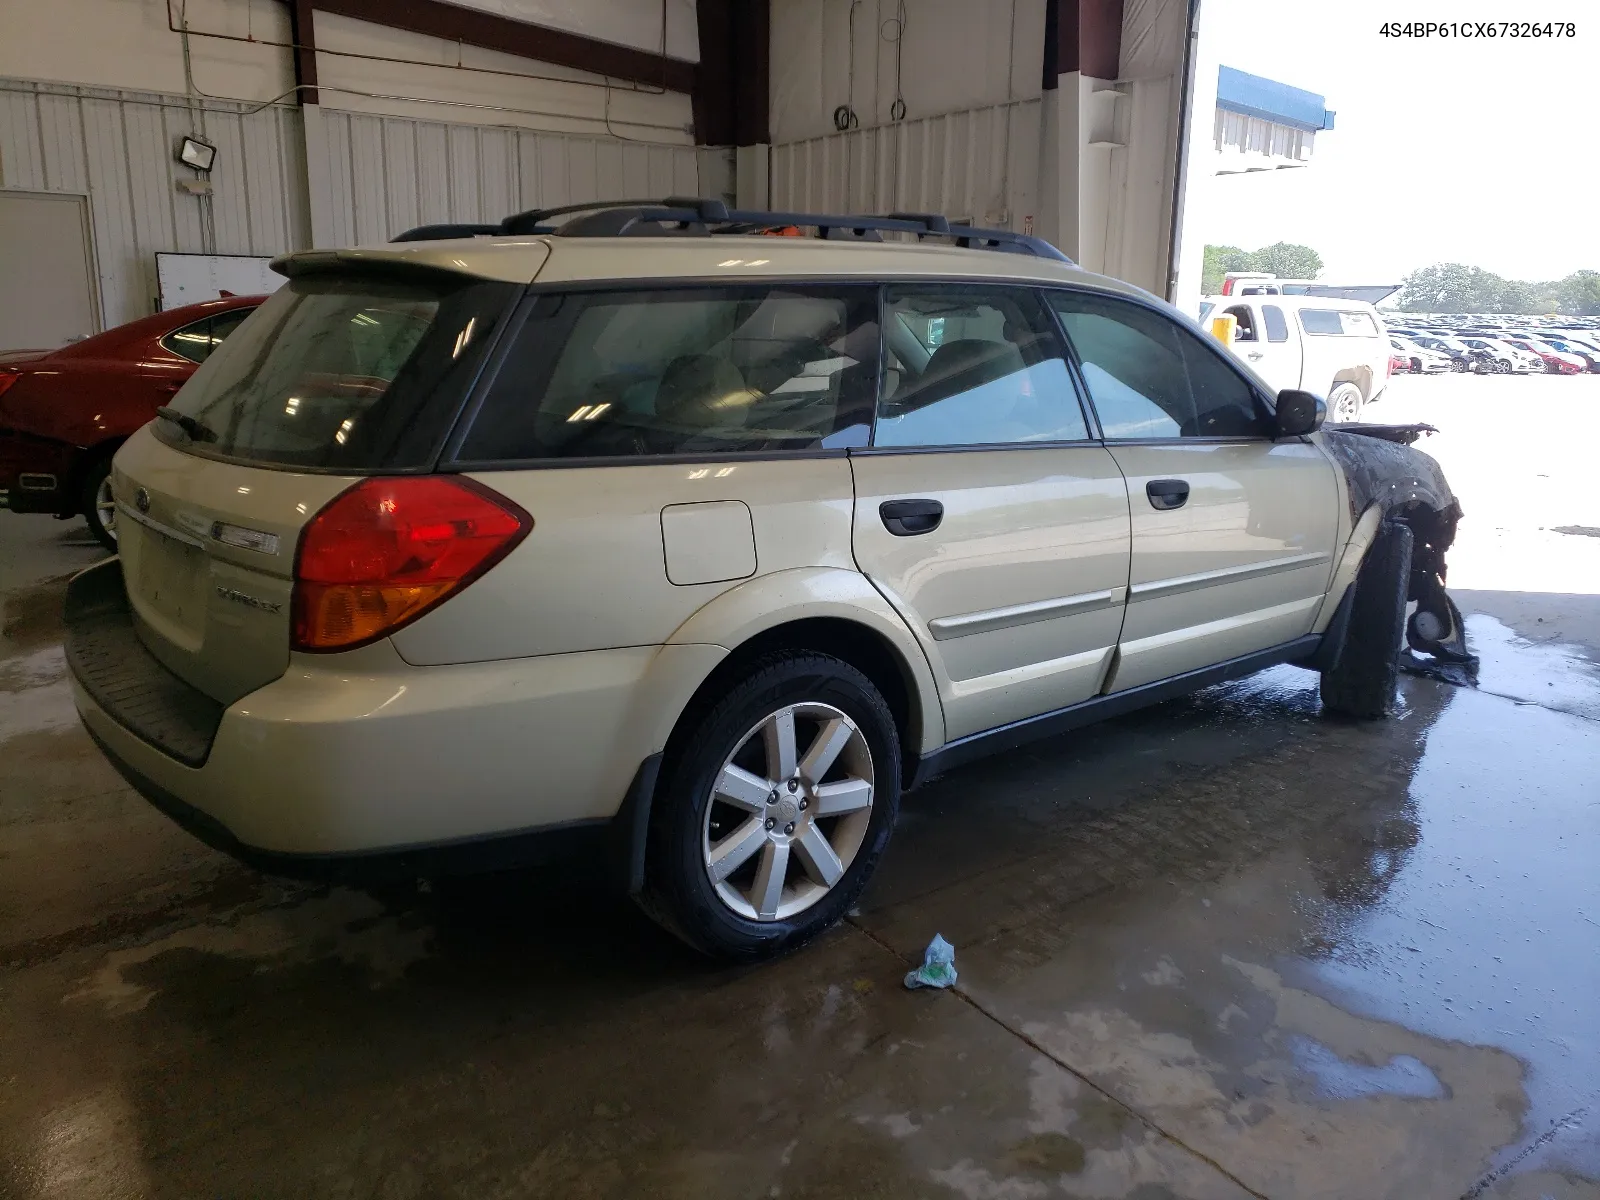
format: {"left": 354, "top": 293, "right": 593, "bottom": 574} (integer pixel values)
{"left": 310, "top": 0, "right": 696, "bottom": 95}
{"left": 287, "top": 0, "right": 320, "bottom": 104}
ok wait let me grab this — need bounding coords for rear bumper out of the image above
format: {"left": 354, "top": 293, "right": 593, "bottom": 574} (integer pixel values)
{"left": 66, "top": 559, "right": 722, "bottom": 870}
{"left": 82, "top": 720, "right": 654, "bottom": 883}
{"left": 0, "top": 430, "right": 76, "bottom": 513}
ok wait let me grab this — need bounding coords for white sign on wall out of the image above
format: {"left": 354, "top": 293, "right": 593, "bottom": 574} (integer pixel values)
{"left": 155, "top": 252, "right": 287, "bottom": 310}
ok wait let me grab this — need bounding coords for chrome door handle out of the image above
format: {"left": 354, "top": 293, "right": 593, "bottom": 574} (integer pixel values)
{"left": 1246, "top": 351, "right": 1264, "bottom": 361}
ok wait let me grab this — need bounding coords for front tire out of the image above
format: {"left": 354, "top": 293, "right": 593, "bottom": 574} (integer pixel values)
{"left": 80, "top": 458, "right": 117, "bottom": 551}
{"left": 1320, "top": 522, "right": 1413, "bottom": 719}
{"left": 639, "top": 652, "right": 901, "bottom": 961}
{"left": 1327, "top": 382, "right": 1364, "bottom": 423}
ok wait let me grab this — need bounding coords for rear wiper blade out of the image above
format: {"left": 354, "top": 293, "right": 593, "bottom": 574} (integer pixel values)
{"left": 155, "top": 406, "right": 217, "bottom": 442}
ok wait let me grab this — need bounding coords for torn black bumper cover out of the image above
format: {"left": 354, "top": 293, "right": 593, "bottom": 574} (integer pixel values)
{"left": 1321, "top": 424, "right": 1479, "bottom": 684}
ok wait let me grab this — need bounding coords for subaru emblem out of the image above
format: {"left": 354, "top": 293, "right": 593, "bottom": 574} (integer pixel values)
{"left": 135, "top": 487, "right": 151, "bottom": 514}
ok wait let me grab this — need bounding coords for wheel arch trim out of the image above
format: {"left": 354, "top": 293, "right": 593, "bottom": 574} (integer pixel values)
{"left": 665, "top": 566, "right": 946, "bottom": 755}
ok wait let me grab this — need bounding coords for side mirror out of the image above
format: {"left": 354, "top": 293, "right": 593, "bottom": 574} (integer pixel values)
{"left": 1275, "top": 389, "right": 1326, "bottom": 437}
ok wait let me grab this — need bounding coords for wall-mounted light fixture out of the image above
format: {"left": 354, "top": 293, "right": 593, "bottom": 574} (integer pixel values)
{"left": 177, "top": 135, "right": 217, "bottom": 172}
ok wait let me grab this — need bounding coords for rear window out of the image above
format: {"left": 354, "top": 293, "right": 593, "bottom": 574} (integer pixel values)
{"left": 456, "top": 285, "right": 879, "bottom": 462}
{"left": 160, "top": 307, "right": 255, "bottom": 364}
{"left": 1300, "top": 308, "right": 1379, "bottom": 337}
{"left": 154, "top": 275, "right": 517, "bottom": 469}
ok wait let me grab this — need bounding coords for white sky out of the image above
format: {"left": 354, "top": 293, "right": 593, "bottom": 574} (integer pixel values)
{"left": 1193, "top": 0, "right": 1596, "bottom": 283}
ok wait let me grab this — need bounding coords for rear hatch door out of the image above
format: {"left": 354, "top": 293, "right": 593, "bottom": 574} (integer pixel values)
{"left": 115, "top": 265, "right": 525, "bottom": 704}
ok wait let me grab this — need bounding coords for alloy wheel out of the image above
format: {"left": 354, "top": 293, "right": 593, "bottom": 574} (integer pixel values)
{"left": 701, "top": 702, "right": 875, "bottom": 922}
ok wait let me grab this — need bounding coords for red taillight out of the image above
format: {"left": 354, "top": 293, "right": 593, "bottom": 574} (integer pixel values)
{"left": 0, "top": 371, "right": 20, "bottom": 401}
{"left": 292, "top": 476, "right": 530, "bottom": 652}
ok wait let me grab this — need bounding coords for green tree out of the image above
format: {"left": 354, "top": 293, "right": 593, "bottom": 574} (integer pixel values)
{"left": 1555, "top": 270, "right": 1600, "bottom": 315}
{"left": 1396, "top": 263, "right": 1535, "bottom": 314}
{"left": 1249, "top": 241, "right": 1324, "bottom": 281}
{"left": 1201, "top": 244, "right": 1255, "bottom": 294}
{"left": 1201, "top": 241, "right": 1325, "bottom": 293}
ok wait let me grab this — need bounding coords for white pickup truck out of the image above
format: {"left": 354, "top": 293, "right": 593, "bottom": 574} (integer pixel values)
{"left": 1200, "top": 294, "right": 1392, "bottom": 422}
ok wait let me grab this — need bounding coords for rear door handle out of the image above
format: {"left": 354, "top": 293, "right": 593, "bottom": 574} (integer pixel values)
{"left": 1245, "top": 351, "right": 1264, "bottom": 361}
{"left": 1145, "top": 479, "right": 1190, "bottom": 511}
{"left": 880, "top": 498, "right": 943, "bottom": 536}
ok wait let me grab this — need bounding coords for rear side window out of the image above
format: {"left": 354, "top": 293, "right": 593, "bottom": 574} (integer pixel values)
{"left": 1262, "top": 305, "right": 1289, "bottom": 343}
{"left": 160, "top": 307, "right": 255, "bottom": 364}
{"left": 156, "top": 275, "right": 517, "bottom": 469}
{"left": 1050, "top": 291, "right": 1266, "bottom": 439}
{"left": 458, "top": 285, "right": 878, "bottom": 461}
{"left": 875, "top": 285, "right": 1089, "bottom": 447}
{"left": 1301, "top": 309, "right": 1379, "bottom": 337}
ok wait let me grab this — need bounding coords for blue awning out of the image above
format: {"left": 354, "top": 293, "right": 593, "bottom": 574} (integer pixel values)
{"left": 1217, "top": 66, "right": 1336, "bottom": 133}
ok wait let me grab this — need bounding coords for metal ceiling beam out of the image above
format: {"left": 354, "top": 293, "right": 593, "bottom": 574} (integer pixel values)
{"left": 309, "top": 0, "right": 697, "bottom": 95}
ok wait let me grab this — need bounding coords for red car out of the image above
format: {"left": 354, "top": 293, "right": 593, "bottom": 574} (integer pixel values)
{"left": 0, "top": 295, "right": 263, "bottom": 547}
{"left": 1388, "top": 351, "right": 1410, "bottom": 375}
{"left": 1502, "top": 337, "right": 1585, "bottom": 375}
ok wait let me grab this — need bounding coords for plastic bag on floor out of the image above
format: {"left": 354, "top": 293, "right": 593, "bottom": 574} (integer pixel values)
{"left": 904, "top": 934, "right": 958, "bottom": 990}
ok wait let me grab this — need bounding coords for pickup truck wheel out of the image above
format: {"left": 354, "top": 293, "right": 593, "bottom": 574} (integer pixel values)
{"left": 1327, "top": 383, "right": 1364, "bottom": 423}
{"left": 80, "top": 459, "right": 118, "bottom": 551}
{"left": 638, "top": 652, "right": 901, "bottom": 961}
{"left": 1320, "top": 521, "right": 1413, "bottom": 719}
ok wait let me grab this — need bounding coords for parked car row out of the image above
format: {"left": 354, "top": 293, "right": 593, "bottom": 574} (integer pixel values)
{"left": 1387, "top": 318, "right": 1600, "bottom": 376}
{"left": 0, "top": 295, "right": 263, "bottom": 547}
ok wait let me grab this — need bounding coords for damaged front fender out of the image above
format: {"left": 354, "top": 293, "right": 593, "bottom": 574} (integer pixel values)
{"left": 1319, "top": 423, "right": 1475, "bottom": 676}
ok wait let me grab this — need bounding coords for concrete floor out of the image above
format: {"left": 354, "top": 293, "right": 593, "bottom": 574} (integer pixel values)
{"left": 2, "top": 374, "right": 1598, "bottom": 1199}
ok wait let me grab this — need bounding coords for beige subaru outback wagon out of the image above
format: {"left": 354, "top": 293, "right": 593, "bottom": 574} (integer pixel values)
{"left": 65, "top": 200, "right": 1467, "bottom": 960}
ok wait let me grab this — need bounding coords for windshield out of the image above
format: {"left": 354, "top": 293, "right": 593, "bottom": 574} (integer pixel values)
{"left": 155, "top": 274, "right": 517, "bottom": 470}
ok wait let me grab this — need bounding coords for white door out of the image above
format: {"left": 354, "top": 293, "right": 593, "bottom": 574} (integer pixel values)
{"left": 1225, "top": 301, "right": 1302, "bottom": 393}
{"left": 1049, "top": 289, "right": 1340, "bottom": 691}
{"left": 0, "top": 191, "right": 98, "bottom": 350}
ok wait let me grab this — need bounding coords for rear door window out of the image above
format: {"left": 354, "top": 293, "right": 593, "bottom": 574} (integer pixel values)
{"left": 1300, "top": 308, "right": 1379, "bottom": 336}
{"left": 874, "top": 285, "right": 1089, "bottom": 447}
{"left": 155, "top": 275, "right": 517, "bottom": 469}
{"left": 456, "top": 285, "right": 879, "bottom": 461}
{"left": 1262, "top": 305, "right": 1289, "bottom": 343}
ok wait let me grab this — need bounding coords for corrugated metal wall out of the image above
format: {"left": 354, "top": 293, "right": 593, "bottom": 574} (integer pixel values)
{"left": 0, "top": 80, "right": 307, "bottom": 329}
{"left": 0, "top": 78, "right": 731, "bottom": 331}
{"left": 316, "top": 110, "right": 727, "bottom": 248}
{"left": 770, "top": 101, "right": 1042, "bottom": 232}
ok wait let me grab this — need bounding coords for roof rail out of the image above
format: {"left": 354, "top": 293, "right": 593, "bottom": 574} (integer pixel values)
{"left": 391, "top": 223, "right": 505, "bottom": 242}
{"left": 393, "top": 197, "right": 1070, "bottom": 262}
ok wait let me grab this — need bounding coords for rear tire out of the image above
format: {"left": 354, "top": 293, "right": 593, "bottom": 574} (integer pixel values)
{"left": 638, "top": 652, "right": 901, "bottom": 961}
{"left": 80, "top": 457, "right": 117, "bottom": 551}
{"left": 1320, "top": 522, "right": 1413, "bottom": 719}
{"left": 1327, "top": 382, "right": 1364, "bottom": 423}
